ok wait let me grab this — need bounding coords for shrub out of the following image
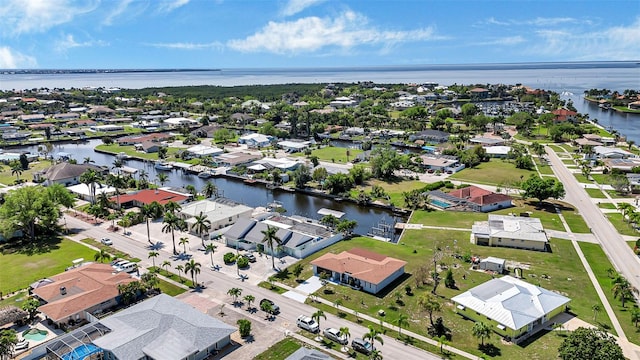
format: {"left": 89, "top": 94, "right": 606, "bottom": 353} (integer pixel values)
{"left": 223, "top": 252, "right": 236, "bottom": 264}
{"left": 237, "top": 256, "right": 249, "bottom": 268}
{"left": 237, "top": 319, "right": 251, "bottom": 337}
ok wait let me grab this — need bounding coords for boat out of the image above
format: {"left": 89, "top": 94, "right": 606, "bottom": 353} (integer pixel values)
{"left": 599, "top": 103, "right": 612, "bottom": 110}
{"left": 115, "top": 152, "right": 131, "bottom": 160}
{"left": 198, "top": 171, "right": 212, "bottom": 179}
{"left": 154, "top": 162, "right": 173, "bottom": 171}
{"left": 243, "top": 178, "right": 257, "bottom": 184}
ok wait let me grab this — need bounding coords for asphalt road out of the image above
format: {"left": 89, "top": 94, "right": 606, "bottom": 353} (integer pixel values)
{"left": 545, "top": 147, "right": 640, "bottom": 293}
{"left": 63, "top": 214, "right": 443, "bottom": 360}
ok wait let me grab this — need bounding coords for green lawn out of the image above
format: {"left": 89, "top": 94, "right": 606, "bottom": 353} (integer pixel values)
{"left": 537, "top": 163, "right": 555, "bottom": 176}
{"left": 0, "top": 161, "right": 51, "bottom": 186}
{"left": 585, "top": 188, "right": 607, "bottom": 199}
{"left": 590, "top": 174, "right": 609, "bottom": 184}
{"left": 598, "top": 202, "right": 618, "bottom": 209}
{"left": 156, "top": 279, "right": 187, "bottom": 296}
{"left": 353, "top": 179, "right": 427, "bottom": 207}
{"left": 292, "top": 146, "right": 363, "bottom": 163}
{"left": 561, "top": 208, "right": 591, "bottom": 233}
{"left": 95, "top": 144, "right": 182, "bottom": 161}
{"left": 254, "top": 338, "right": 302, "bottom": 360}
{"left": 606, "top": 190, "right": 633, "bottom": 199}
{"left": 274, "top": 233, "right": 611, "bottom": 359}
{"left": 0, "top": 237, "right": 97, "bottom": 294}
{"left": 605, "top": 213, "right": 639, "bottom": 236}
{"left": 579, "top": 242, "right": 640, "bottom": 345}
{"left": 573, "top": 174, "right": 589, "bottom": 183}
{"left": 547, "top": 144, "right": 566, "bottom": 153}
{"left": 449, "top": 159, "right": 536, "bottom": 187}
{"left": 561, "top": 159, "right": 575, "bottom": 164}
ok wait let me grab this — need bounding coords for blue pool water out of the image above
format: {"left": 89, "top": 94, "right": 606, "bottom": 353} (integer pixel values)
{"left": 22, "top": 329, "right": 48, "bottom": 341}
{"left": 61, "top": 344, "right": 101, "bottom": 360}
{"left": 431, "top": 199, "right": 452, "bottom": 208}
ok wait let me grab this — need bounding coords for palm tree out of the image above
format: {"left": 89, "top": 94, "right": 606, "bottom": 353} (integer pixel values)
{"left": 202, "top": 181, "right": 217, "bottom": 198}
{"left": 164, "top": 200, "right": 182, "bottom": 215}
{"left": 185, "top": 259, "right": 202, "bottom": 287}
{"left": 612, "top": 275, "right": 638, "bottom": 308}
{"left": 364, "top": 325, "right": 384, "bottom": 348}
{"left": 93, "top": 249, "right": 112, "bottom": 263}
{"left": 472, "top": 321, "right": 491, "bottom": 347}
{"left": 161, "top": 260, "right": 171, "bottom": 273}
{"left": 243, "top": 294, "right": 255, "bottom": 311}
{"left": 138, "top": 169, "right": 149, "bottom": 189}
{"left": 205, "top": 243, "right": 217, "bottom": 266}
{"left": 395, "top": 314, "right": 409, "bottom": 337}
{"left": 162, "top": 212, "right": 184, "bottom": 255}
{"left": 80, "top": 169, "right": 101, "bottom": 204}
{"left": 83, "top": 157, "right": 94, "bottom": 164}
{"left": 418, "top": 294, "right": 441, "bottom": 326}
{"left": 617, "top": 203, "right": 635, "bottom": 223}
{"left": 261, "top": 225, "right": 282, "bottom": 270}
{"left": 10, "top": 162, "right": 22, "bottom": 182}
{"left": 179, "top": 236, "right": 190, "bottom": 254}
{"left": 156, "top": 173, "right": 169, "bottom": 187}
{"left": 339, "top": 326, "right": 351, "bottom": 351}
{"left": 260, "top": 299, "right": 273, "bottom": 319}
{"left": 175, "top": 264, "right": 184, "bottom": 282}
{"left": 227, "top": 287, "right": 242, "bottom": 305}
{"left": 312, "top": 310, "right": 326, "bottom": 340}
{"left": 437, "top": 334, "right": 449, "bottom": 354}
{"left": 192, "top": 211, "right": 211, "bottom": 248}
{"left": 632, "top": 308, "right": 640, "bottom": 328}
{"left": 105, "top": 174, "right": 125, "bottom": 210}
{"left": 141, "top": 203, "right": 155, "bottom": 245}
{"left": 369, "top": 349, "right": 383, "bottom": 360}
{"left": 592, "top": 304, "right": 601, "bottom": 322}
{"left": 148, "top": 251, "right": 159, "bottom": 269}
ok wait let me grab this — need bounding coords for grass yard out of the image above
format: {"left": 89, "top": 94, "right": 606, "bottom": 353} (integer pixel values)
{"left": 579, "top": 242, "right": 640, "bottom": 345}
{"left": 449, "top": 159, "right": 536, "bottom": 187}
{"left": 254, "top": 338, "right": 311, "bottom": 360}
{"left": 547, "top": 144, "right": 566, "bottom": 153}
{"left": 0, "top": 160, "right": 51, "bottom": 186}
{"left": 573, "top": 174, "right": 589, "bottom": 183}
{"left": 561, "top": 159, "right": 575, "bottom": 165}
{"left": 0, "top": 237, "right": 96, "bottom": 294}
{"left": 354, "top": 179, "right": 427, "bottom": 206}
{"left": 292, "top": 146, "right": 363, "bottom": 163}
{"left": 606, "top": 190, "right": 633, "bottom": 199}
{"left": 585, "top": 188, "right": 607, "bottom": 199}
{"left": 590, "top": 174, "right": 609, "bottom": 184}
{"left": 598, "top": 202, "right": 618, "bottom": 209}
{"left": 559, "top": 144, "right": 576, "bottom": 153}
{"left": 275, "top": 233, "right": 611, "bottom": 359}
{"left": 156, "top": 279, "right": 187, "bottom": 296}
{"left": 561, "top": 208, "right": 591, "bottom": 233}
{"left": 95, "top": 144, "right": 182, "bottom": 161}
{"left": 605, "top": 213, "right": 640, "bottom": 236}
{"left": 537, "top": 163, "right": 555, "bottom": 176}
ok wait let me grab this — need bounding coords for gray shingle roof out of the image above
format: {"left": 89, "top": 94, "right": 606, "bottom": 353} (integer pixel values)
{"left": 223, "top": 217, "right": 256, "bottom": 241}
{"left": 285, "top": 347, "right": 335, "bottom": 360}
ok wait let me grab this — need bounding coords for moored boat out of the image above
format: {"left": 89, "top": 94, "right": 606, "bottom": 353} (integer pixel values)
{"left": 154, "top": 161, "right": 173, "bottom": 170}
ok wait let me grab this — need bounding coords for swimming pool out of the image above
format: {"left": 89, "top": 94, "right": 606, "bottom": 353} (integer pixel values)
{"left": 430, "top": 199, "right": 452, "bottom": 208}
{"left": 61, "top": 344, "right": 102, "bottom": 360}
{"left": 22, "top": 328, "right": 48, "bottom": 341}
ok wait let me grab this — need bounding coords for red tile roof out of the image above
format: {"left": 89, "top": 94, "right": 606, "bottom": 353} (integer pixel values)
{"left": 448, "top": 185, "right": 512, "bottom": 207}
{"left": 115, "top": 189, "right": 188, "bottom": 206}
{"left": 311, "top": 248, "right": 406, "bottom": 285}
{"left": 33, "top": 263, "right": 136, "bottom": 322}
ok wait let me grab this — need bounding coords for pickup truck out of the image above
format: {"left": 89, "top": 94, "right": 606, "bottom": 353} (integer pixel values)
{"left": 296, "top": 315, "right": 320, "bottom": 333}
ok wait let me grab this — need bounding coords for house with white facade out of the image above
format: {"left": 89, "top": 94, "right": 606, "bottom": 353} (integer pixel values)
{"left": 471, "top": 214, "right": 548, "bottom": 251}
{"left": 180, "top": 198, "right": 253, "bottom": 235}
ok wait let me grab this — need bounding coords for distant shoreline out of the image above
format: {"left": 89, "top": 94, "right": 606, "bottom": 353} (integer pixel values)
{"left": 0, "top": 69, "right": 221, "bottom": 75}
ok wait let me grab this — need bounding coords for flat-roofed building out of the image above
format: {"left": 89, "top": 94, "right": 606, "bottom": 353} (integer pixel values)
{"left": 471, "top": 214, "right": 548, "bottom": 251}
{"left": 180, "top": 198, "right": 253, "bottom": 234}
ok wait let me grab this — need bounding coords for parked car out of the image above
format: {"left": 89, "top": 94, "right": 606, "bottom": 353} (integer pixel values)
{"left": 323, "top": 327, "right": 348, "bottom": 345}
{"left": 244, "top": 253, "right": 256, "bottom": 262}
{"left": 351, "top": 337, "right": 374, "bottom": 355}
{"left": 296, "top": 315, "right": 319, "bottom": 333}
{"left": 14, "top": 340, "right": 29, "bottom": 351}
{"left": 101, "top": 237, "right": 113, "bottom": 245}
{"left": 260, "top": 298, "right": 280, "bottom": 314}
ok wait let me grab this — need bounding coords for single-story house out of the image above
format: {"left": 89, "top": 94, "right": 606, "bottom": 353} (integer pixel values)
{"left": 31, "top": 263, "right": 137, "bottom": 326}
{"left": 604, "top": 158, "right": 640, "bottom": 172}
{"left": 215, "top": 152, "right": 262, "bottom": 167}
{"left": 115, "top": 189, "right": 190, "bottom": 208}
{"left": 594, "top": 146, "right": 635, "bottom": 159}
{"left": 136, "top": 140, "right": 160, "bottom": 153}
{"left": 484, "top": 146, "right": 512, "bottom": 158}
{"left": 311, "top": 248, "right": 407, "bottom": 294}
{"left": 629, "top": 101, "right": 640, "bottom": 110}
{"left": 277, "top": 140, "right": 312, "bottom": 153}
{"left": 67, "top": 183, "right": 117, "bottom": 202}
{"left": 224, "top": 216, "right": 342, "bottom": 259}
{"left": 19, "top": 114, "right": 46, "bottom": 123}
{"left": 186, "top": 145, "right": 224, "bottom": 158}
{"left": 471, "top": 214, "right": 548, "bottom": 251}
{"left": 180, "top": 198, "right": 253, "bottom": 234}
{"left": 478, "top": 256, "right": 506, "bottom": 273}
{"left": 627, "top": 173, "right": 640, "bottom": 192}
{"left": 408, "top": 130, "right": 450, "bottom": 143}
{"left": 34, "top": 163, "right": 108, "bottom": 186}
{"left": 446, "top": 185, "right": 513, "bottom": 212}
{"left": 89, "top": 294, "right": 236, "bottom": 360}
{"left": 452, "top": 276, "right": 570, "bottom": 343}
{"left": 164, "top": 117, "right": 199, "bottom": 127}
{"left": 574, "top": 138, "right": 603, "bottom": 148}
{"left": 551, "top": 109, "right": 578, "bottom": 123}
{"left": 90, "top": 125, "right": 124, "bottom": 132}
{"left": 53, "top": 113, "right": 80, "bottom": 120}
{"left": 470, "top": 137, "right": 506, "bottom": 147}
{"left": 238, "top": 133, "right": 273, "bottom": 148}
{"left": 329, "top": 96, "right": 358, "bottom": 108}
{"left": 286, "top": 347, "right": 334, "bottom": 360}
{"left": 418, "top": 155, "right": 460, "bottom": 172}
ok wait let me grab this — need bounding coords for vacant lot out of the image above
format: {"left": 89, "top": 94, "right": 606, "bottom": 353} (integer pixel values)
{"left": 0, "top": 161, "right": 50, "bottom": 186}
{"left": 292, "top": 146, "right": 363, "bottom": 163}
{"left": 449, "top": 159, "right": 536, "bottom": 187}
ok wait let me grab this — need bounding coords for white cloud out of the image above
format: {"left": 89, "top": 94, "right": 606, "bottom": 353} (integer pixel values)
{"left": 0, "top": 0, "right": 97, "bottom": 35}
{"left": 531, "top": 18, "right": 640, "bottom": 60}
{"left": 158, "top": 0, "right": 190, "bottom": 12}
{"left": 0, "top": 47, "right": 37, "bottom": 69}
{"left": 148, "top": 41, "right": 224, "bottom": 50}
{"left": 55, "top": 34, "right": 108, "bottom": 53}
{"left": 228, "top": 11, "right": 440, "bottom": 54}
{"left": 476, "top": 36, "right": 526, "bottom": 46}
{"left": 103, "top": 0, "right": 135, "bottom": 26}
{"left": 526, "top": 17, "right": 578, "bottom": 26}
{"left": 280, "top": 0, "right": 324, "bottom": 17}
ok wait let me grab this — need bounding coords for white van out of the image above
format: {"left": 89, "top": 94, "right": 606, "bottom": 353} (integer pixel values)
{"left": 116, "top": 262, "right": 137, "bottom": 273}
{"left": 112, "top": 260, "right": 129, "bottom": 269}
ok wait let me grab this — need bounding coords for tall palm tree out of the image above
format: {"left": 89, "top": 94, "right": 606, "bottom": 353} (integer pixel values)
{"left": 417, "top": 294, "right": 441, "bottom": 326}
{"left": 202, "top": 181, "right": 217, "bottom": 198}
{"left": 472, "top": 321, "right": 491, "bottom": 347}
{"left": 148, "top": 251, "right": 159, "bottom": 269}
{"left": 369, "top": 349, "right": 383, "bottom": 360}
{"left": 175, "top": 264, "right": 184, "bottom": 282}
{"left": 162, "top": 212, "right": 184, "bottom": 255}
{"left": 261, "top": 225, "right": 282, "bottom": 270}
{"left": 161, "top": 260, "right": 171, "bottom": 273}
{"left": 243, "top": 294, "right": 255, "bottom": 310}
{"left": 10, "top": 162, "right": 23, "bottom": 182}
{"left": 164, "top": 200, "right": 182, "bottom": 215}
{"left": 185, "top": 259, "right": 201, "bottom": 287}
{"left": 0, "top": 328, "right": 18, "bottom": 360}
{"left": 205, "top": 243, "right": 217, "bottom": 266}
{"left": 93, "top": 249, "right": 112, "bottom": 263}
{"left": 192, "top": 211, "right": 211, "bottom": 248}
{"left": 138, "top": 169, "right": 149, "bottom": 189}
{"left": 141, "top": 203, "right": 155, "bottom": 245}
{"left": 80, "top": 169, "right": 101, "bottom": 204}
{"left": 156, "top": 173, "right": 168, "bottom": 187}
{"left": 364, "top": 325, "right": 384, "bottom": 349}
{"left": 339, "top": 326, "right": 351, "bottom": 351}
{"left": 312, "top": 310, "right": 327, "bottom": 333}
{"left": 592, "top": 304, "right": 601, "bottom": 322}
{"left": 179, "top": 236, "right": 190, "bottom": 254}
{"left": 227, "top": 287, "right": 242, "bottom": 305}
{"left": 83, "top": 157, "right": 94, "bottom": 164}
{"left": 612, "top": 275, "right": 638, "bottom": 308}
{"left": 396, "top": 314, "right": 409, "bottom": 337}
{"left": 105, "top": 173, "right": 125, "bottom": 210}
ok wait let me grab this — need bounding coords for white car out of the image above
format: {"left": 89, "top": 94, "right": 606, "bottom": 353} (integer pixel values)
{"left": 323, "top": 327, "right": 348, "bottom": 345}
{"left": 296, "top": 315, "right": 320, "bottom": 333}
{"left": 101, "top": 238, "right": 113, "bottom": 246}
{"left": 14, "top": 340, "right": 29, "bottom": 350}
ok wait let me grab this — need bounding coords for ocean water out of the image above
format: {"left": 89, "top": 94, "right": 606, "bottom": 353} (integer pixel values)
{"left": 1, "top": 61, "right": 639, "bottom": 141}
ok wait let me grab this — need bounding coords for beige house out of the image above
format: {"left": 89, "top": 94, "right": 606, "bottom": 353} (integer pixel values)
{"left": 471, "top": 215, "right": 548, "bottom": 251}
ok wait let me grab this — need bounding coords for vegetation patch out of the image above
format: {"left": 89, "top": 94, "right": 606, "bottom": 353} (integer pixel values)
{"left": 253, "top": 338, "right": 302, "bottom": 360}
{"left": 449, "top": 159, "right": 536, "bottom": 187}
{"left": 604, "top": 213, "right": 639, "bottom": 236}
{"left": 598, "top": 202, "right": 617, "bottom": 209}
{"left": 156, "top": 279, "right": 187, "bottom": 296}
{"left": 585, "top": 188, "right": 607, "bottom": 199}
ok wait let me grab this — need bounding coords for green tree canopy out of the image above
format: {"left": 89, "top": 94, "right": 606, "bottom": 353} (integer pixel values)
{"left": 558, "top": 327, "right": 624, "bottom": 360}
{"left": 521, "top": 175, "right": 565, "bottom": 204}
{"left": 370, "top": 145, "right": 404, "bottom": 179}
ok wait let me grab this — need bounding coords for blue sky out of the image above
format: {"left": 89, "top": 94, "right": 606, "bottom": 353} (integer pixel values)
{"left": 0, "top": 0, "right": 638, "bottom": 69}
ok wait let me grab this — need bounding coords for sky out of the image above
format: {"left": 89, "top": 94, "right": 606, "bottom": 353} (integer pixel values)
{"left": 0, "top": 0, "right": 639, "bottom": 69}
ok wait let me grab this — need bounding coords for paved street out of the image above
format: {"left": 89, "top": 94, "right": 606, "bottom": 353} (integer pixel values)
{"left": 63, "top": 213, "right": 449, "bottom": 360}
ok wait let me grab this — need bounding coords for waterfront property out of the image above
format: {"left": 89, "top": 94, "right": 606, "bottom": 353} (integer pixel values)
{"left": 451, "top": 275, "right": 570, "bottom": 343}
{"left": 408, "top": 129, "right": 450, "bottom": 143}
{"left": 31, "top": 263, "right": 137, "bottom": 326}
{"left": 224, "top": 215, "right": 343, "bottom": 259}
{"left": 238, "top": 133, "right": 273, "bottom": 148}
{"left": 471, "top": 214, "right": 548, "bottom": 251}
{"left": 33, "top": 163, "right": 108, "bottom": 186}
{"left": 179, "top": 198, "right": 253, "bottom": 234}
{"left": 115, "top": 188, "right": 190, "bottom": 208}
{"left": 429, "top": 185, "right": 513, "bottom": 212}
{"left": 311, "top": 248, "right": 407, "bottom": 294}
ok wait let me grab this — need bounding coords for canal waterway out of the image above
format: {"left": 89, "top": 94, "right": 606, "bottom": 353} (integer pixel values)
{"left": 14, "top": 139, "right": 401, "bottom": 237}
